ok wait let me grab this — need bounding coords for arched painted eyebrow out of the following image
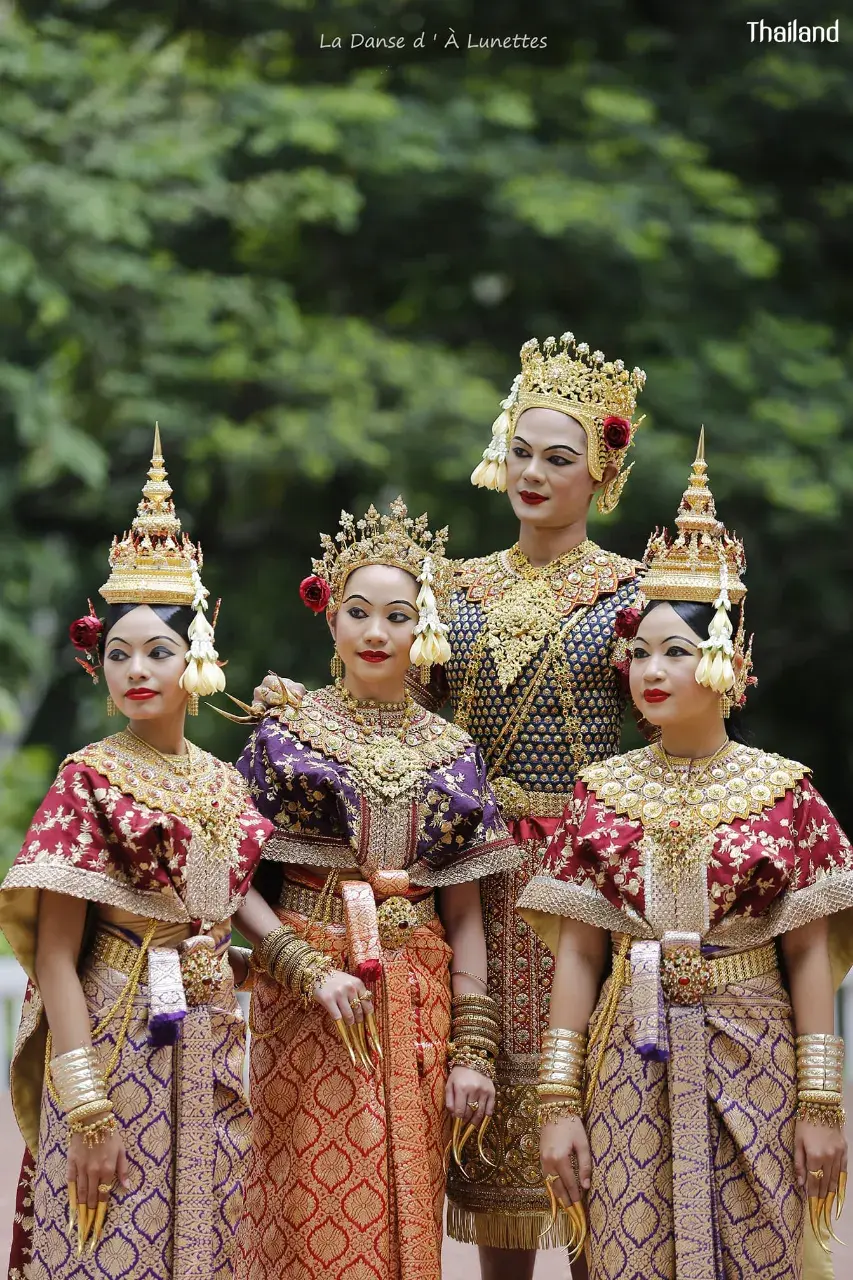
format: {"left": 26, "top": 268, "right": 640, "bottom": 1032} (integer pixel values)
{"left": 107, "top": 634, "right": 180, "bottom": 647}
{"left": 633, "top": 633, "right": 699, "bottom": 648}
{"left": 342, "top": 594, "right": 416, "bottom": 609}
{"left": 512, "top": 434, "right": 581, "bottom": 455}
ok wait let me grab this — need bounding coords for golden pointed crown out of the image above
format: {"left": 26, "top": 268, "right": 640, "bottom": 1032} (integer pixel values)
{"left": 100, "top": 425, "right": 204, "bottom": 606}
{"left": 314, "top": 497, "right": 450, "bottom": 615}
{"left": 642, "top": 429, "right": 746, "bottom": 606}
{"left": 471, "top": 333, "right": 647, "bottom": 511}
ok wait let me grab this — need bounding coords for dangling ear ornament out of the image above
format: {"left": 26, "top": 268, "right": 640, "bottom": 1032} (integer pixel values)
{"left": 694, "top": 559, "right": 736, "bottom": 695}
{"left": 470, "top": 375, "right": 521, "bottom": 492}
{"left": 180, "top": 563, "right": 226, "bottom": 697}
{"left": 409, "top": 555, "right": 452, "bottom": 668}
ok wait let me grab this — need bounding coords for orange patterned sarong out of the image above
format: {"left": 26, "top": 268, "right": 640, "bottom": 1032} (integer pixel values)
{"left": 234, "top": 907, "right": 451, "bottom": 1280}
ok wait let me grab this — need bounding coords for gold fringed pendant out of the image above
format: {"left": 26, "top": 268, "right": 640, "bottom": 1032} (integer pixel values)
{"left": 445, "top": 1202, "right": 575, "bottom": 1250}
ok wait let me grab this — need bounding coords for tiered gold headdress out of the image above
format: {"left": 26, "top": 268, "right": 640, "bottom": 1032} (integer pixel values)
{"left": 642, "top": 429, "right": 753, "bottom": 710}
{"left": 99, "top": 426, "right": 226, "bottom": 696}
{"left": 471, "top": 333, "right": 647, "bottom": 514}
{"left": 301, "top": 497, "right": 452, "bottom": 667}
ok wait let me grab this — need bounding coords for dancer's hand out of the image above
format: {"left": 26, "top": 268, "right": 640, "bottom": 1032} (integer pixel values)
{"left": 795, "top": 1119, "right": 847, "bottom": 1245}
{"left": 313, "top": 969, "right": 378, "bottom": 1071}
{"left": 540, "top": 1113, "right": 591, "bottom": 1205}
{"left": 445, "top": 1065, "right": 495, "bottom": 1126}
{"left": 252, "top": 672, "right": 304, "bottom": 714}
{"left": 68, "top": 1123, "right": 128, "bottom": 1252}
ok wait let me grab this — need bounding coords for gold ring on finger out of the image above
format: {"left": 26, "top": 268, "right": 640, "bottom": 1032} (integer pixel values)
{"left": 349, "top": 998, "right": 362, "bottom": 1009}
{"left": 467, "top": 1099, "right": 479, "bottom": 1111}
{"left": 808, "top": 1169, "right": 824, "bottom": 1179}
{"left": 544, "top": 1173, "right": 558, "bottom": 1185}
{"left": 97, "top": 1183, "right": 112, "bottom": 1195}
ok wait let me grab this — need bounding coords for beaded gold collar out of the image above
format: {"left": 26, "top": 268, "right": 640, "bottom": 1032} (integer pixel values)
{"left": 273, "top": 684, "right": 470, "bottom": 801}
{"left": 455, "top": 542, "right": 637, "bottom": 613}
{"left": 63, "top": 731, "right": 249, "bottom": 864}
{"left": 582, "top": 742, "right": 808, "bottom": 830}
{"left": 454, "top": 543, "right": 637, "bottom": 690}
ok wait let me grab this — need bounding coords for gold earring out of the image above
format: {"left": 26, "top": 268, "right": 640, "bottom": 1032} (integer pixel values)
{"left": 596, "top": 463, "right": 634, "bottom": 516}
{"left": 106, "top": 694, "right": 117, "bottom": 717}
{"left": 187, "top": 693, "right": 199, "bottom": 716}
{"left": 330, "top": 651, "right": 344, "bottom": 680}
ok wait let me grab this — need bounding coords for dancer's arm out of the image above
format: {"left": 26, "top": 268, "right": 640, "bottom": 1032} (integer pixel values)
{"left": 540, "top": 916, "right": 608, "bottom": 1205}
{"left": 781, "top": 918, "right": 848, "bottom": 1201}
{"left": 440, "top": 880, "right": 496, "bottom": 1122}
{"left": 35, "top": 891, "right": 129, "bottom": 1214}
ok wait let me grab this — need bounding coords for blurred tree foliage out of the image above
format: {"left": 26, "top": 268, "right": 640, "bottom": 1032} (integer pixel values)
{"left": 1, "top": 0, "right": 851, "bottom": 883}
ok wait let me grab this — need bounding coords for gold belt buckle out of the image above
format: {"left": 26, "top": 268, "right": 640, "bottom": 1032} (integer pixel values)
{"left": 180, "top": 936, "right": 218, "bottom": 1006}
{"left": 660, "top": 945, "right": 711, "bottom": 1005}
{"left": 376, "top": 896, "right": 419, "bottom": 949}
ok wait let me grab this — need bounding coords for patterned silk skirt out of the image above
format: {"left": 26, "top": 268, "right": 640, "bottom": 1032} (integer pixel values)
{"left": 8, "top": 944, "right": 250, "bottom": 1280}
{"left": 446, "top": 816, "right": 572, "bottom": 1250}
{"left": 234, "top": 907, "right": 452, "bottom": 1280}
{"left": 584, "top": 969, "right": 804, "bottom": 1280}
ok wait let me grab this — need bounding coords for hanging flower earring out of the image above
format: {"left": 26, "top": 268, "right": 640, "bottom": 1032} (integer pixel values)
{"left": 106, "top": 694, "right": 117, "bottom": 717}
{"left": 330, "top": 650, "right": 344, "bottom": 680}
{"left": 187, "top": 693, "right": 199, "bottom": 716}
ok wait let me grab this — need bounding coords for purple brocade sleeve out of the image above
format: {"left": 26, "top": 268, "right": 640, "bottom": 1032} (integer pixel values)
{"left": 411, "top": 744, "right": 519, "bottom": 886}
{"left": 237, "top": 719, "right": 353, "bottom": 841}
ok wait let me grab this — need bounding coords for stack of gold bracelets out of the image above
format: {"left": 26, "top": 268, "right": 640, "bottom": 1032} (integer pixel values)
{"left": 447, "top": 992, "right": 500, "bottom": 1080}
{"left": 796, "top": 1033, "right": 846, "bottom": 1128}
{"left": 255, "top": 924, "right": 334, "bottom": 1004}
{"left": 51, "top": 1046, "right": 117, "bottom": 1146}
{"left": 537, "top": 1027, "right": 587, "bottom": 1125}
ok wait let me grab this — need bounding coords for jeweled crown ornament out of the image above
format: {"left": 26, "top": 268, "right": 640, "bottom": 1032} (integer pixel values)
{"left": 642, "top": 429, "right": 753, "bottom": 705}
{"left": 301, "top": 497, "right": 452, "bottom": 668}
{"left": 99, "top": 425, "right": 226, "bottom": 696}
{"left": 471, "top": 333, "right": 647, "bottom": 514}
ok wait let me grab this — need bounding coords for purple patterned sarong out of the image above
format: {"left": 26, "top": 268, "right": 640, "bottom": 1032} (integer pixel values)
{"left": 585, "top": 955, "right": 804, "bottom": 1280}
{"left": 9, "top": 946, "right": 250, "bottom": 1280}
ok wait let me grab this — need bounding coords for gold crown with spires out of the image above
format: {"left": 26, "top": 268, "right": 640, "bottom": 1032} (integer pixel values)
{"left": 642, "top": 428, "right": 746, "bottom": 606}
{"left": 99, "top": 425, "right": 225, "bottom": 696}
{"left": 471, "top": 333, "right": 647, "bottom": 513}
{"left": 642, "top": 430, "right": 752, "bottom": 707}
{"left": 100, "top": 425, "right": 203, "bottom": 606}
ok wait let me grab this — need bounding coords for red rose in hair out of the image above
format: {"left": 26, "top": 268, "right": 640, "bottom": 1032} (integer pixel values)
{"left": 299, "top": 575, "right": 332, "bottom": 613}
{"left": 69, "top": 614, "right": 103, "bottom": 652}
{"left": 613, "top": 606, "right": 642, "bottom": 640}
{"left": 602, "top": 415, "right": 632, "bottom": 451}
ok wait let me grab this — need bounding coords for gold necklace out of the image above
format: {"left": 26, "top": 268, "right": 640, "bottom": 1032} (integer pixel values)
{"left": 641, "top": 740, "right": 734, "bottom": 889}
{"left": 126, "top": 726, "right": 193, "bottom": 773}
{"left": 506, "top": 539, "right": 595, "bottom": 582}
{"left": 334, "top": 678, "right": 417, "bottom": 744}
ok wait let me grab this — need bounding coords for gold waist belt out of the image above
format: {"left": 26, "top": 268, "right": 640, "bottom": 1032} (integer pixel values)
{"left": 278, "top": 879, "right": 436, "bottom": 932}
{"left": 90, "top": 930, "right": 231, "bottom": 1006}
{"left": 623, "top": 937, "right": 779, "bottom": 1001}
{"left": 489, "top": 776, "right": 571, "bottom": 820}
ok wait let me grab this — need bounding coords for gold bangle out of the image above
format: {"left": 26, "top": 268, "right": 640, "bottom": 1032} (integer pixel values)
{"left": 66, "top": 1100, "right": 114, "bottom": 1125}
{"left": 538, "top": 1100, "right": 583, "bottom": 1125}
{"left": 543, "top": 1027, "right": 588, "bottom": 1045}
{"left": 69, "top": 1113, "right": 118, "bottom": 1147}
{"left": 797, "top": 1101, "right": 846, "bottom": 1129}
{"left": 451, "top": 994, "right": 499, "bottom": 1012}
{"left": 451, "top": 1034, "right": 498, "bottom": 1056}
{"left": 798, "top": 1091, "right": 844, "bottom": 1105}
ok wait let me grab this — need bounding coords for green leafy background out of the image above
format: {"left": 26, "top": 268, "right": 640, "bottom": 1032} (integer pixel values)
{"left": 2, "top": 1, "right": 852, "bottom": 951}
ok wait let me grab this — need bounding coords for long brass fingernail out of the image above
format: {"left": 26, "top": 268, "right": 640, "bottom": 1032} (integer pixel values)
{"left": 477, "top": 1113, "right": 496, "bottom": 1168}
{"left": 838, "top": 1171, "right": 847, "bottom": 1219}
{"left": 90, "top": 1200, "right": 108, "bottom": 1252}
{"left": 77, "top": 1205, "right": 88, "bottom": 1255}
{"left": 365, "top": 1011, "right": 384, "bottom": 1061}
{"left": 332, "top": 1018, "right": 357, "bottom": 1066}
{"left": 81, "top": 1202, "right": 95, "bottom": 1252}
{"left": 68, "top": 1183, "right": 77, "bottom": 1231}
